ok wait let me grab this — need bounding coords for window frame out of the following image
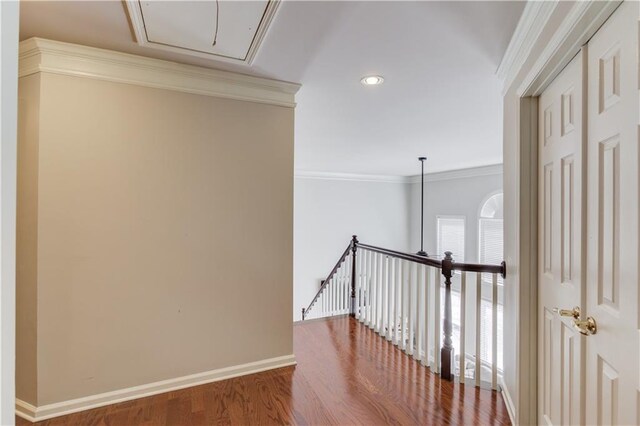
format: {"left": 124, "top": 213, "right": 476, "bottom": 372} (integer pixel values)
{"left": 436, "top": 214, "right": 466, "bottom": 262}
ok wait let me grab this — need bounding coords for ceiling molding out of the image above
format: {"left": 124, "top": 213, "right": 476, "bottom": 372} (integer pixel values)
{"left": 18, "top": 38, "right": 300, "bottom": 108}
{"left": 516, "top": 1, "right": 621, "bottom": 97}
{"left": 124, "top": 1, "right": 280, "bottom": 66}
{"left": 406, "top": 164, "right": 503, "bottom": 184}
{"left": 496, "top": 1, "right": 559, "bottom": 95}
{"left": 294, "top": 171, "right": 409, "bottom": 184}
{"left": 295, "top": 164, "right": 503, "bottom": 184}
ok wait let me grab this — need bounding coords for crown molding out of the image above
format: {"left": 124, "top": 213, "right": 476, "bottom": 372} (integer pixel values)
{"left": 406, "top": 163, "right": 503, "bottom": 184}
{"left": 295, "top": 164, "right": 503, "bottom": 184}
{"left": 516, "top": 0, "right": 621, "bottom": 97}
{"left": 18, "top": 38, "right": 300, "bottom": 108}
{"left": 294, "top": 170, "right": 409, "bottom": 184}
{"left": 496, "top": 1, "right": 559, "bottom": 95}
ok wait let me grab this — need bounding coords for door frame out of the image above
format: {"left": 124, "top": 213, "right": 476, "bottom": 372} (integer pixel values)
{"left": 503, "top": 1, "right": 622, "bottom": 424}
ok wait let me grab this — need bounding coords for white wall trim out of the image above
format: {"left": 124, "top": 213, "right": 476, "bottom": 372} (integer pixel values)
{"left": 295, "top": 164, "right": 502, "bottom": 185}
{"left": 18, "top": 38, "right": 300, "bottom": 108}
{"left": 500, "top": 377, "right": 517, "bottom": 426}
{"left": 294, "top": 170, "right": 409, "bottom": 184}
{"left": 16, "top": 354, "right": 296, "bottom": 422}
{"left": 496, "top": 0, "right": 559, "bottom": 95}
{"left": 517, "top": 1, "right": 622, "bottom": 97}
{"left": 406, "top": 164, "right": 502, "bottom": 184}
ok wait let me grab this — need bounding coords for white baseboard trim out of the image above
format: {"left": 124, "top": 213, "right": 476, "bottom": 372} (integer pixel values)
{"left": 16, "top": 354, "right": 296, "bottom": 422}
{"left": 499, "top": 377, "right": 517, "bottom": 425}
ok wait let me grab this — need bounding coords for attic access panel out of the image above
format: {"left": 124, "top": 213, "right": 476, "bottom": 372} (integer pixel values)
{"left": 126, "top": 1, "right": 279, "bottom": 65}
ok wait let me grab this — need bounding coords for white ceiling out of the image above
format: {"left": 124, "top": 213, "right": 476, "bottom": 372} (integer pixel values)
{"left": 19, "top": 1, "right": 525, "bottom": 176}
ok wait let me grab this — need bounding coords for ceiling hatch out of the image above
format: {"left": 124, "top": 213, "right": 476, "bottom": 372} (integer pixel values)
{"left": 125, "top": 1, "right": 279, "bottom": 65}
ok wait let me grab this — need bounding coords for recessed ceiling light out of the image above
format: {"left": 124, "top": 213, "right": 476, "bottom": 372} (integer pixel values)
{"left": 361, "top": 75, "right": 384, "bottom": 86}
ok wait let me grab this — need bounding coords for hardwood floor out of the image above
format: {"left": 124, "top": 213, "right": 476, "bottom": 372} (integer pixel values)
{"left": 17, "top": 316, "right": 511, "bottom": 425}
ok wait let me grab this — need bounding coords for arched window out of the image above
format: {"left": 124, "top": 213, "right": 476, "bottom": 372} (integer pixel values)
{"left": 479, "top": 192, "right": 503, "bottom": 284}
{"left": 478, "top": 191, "right": 503, "bottom": 372}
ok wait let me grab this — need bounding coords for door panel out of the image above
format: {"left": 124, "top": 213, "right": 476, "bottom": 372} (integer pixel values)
{"left": 585, "top": 2, "right": 639, "bottom": 424}
{"left": 538, "top": 50, "right": 586, "bottom": 426}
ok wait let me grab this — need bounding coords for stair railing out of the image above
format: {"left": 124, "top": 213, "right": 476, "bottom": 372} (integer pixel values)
{"left": 302, "top": 235, "right": 506, "bottom": 389}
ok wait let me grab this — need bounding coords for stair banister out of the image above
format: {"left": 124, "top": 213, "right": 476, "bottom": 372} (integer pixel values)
{"left": 301, "top": 236, "right": 506, "bottom": 388}
{"left": 350, "top": 235, "right": 357, "bottom": 316}
{"left": 440, "top": 251, "right": 454, "bottom": 381}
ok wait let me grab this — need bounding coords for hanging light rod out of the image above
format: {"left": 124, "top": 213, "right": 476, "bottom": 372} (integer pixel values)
{"left": 417, "top": 156, "right": 428, "bottom": 257}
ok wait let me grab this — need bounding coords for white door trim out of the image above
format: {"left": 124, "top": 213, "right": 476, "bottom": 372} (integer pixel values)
{"left": 507, "top": 1, "right": 622, "bottom": 424}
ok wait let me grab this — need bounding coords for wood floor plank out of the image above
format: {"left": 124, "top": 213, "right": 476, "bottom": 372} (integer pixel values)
{"left": 16, "top": 316, "right": 511, "bottom": 425}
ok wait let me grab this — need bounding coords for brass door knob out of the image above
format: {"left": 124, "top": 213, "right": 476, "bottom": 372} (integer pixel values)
{"left": 573, "top": 317, "right": 597, "bottom": 335}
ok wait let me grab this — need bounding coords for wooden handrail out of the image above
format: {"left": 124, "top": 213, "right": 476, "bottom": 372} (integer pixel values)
{"left": 356, "top": 242, "right": 505, "bottom": 278}
{"left": 355, "top": 243, "right": 443, "bottom": 268}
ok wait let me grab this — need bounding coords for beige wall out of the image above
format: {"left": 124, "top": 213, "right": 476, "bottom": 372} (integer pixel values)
{"left": 17, "top": 72, "right": 294, "bottom": 405}
{"left": 16, "top": 74, "right": 40, "bottom": 405}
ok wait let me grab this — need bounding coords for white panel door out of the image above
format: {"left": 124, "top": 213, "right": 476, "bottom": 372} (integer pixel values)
{"left": 538, "top": 50, "right": 586, "bottom": 426}
{"left": 585, "top": 2, "right": 639, "bottom": 424}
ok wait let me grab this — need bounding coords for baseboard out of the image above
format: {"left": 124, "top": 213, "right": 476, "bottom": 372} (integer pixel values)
{"left": 499, "top": 377, "right": 517, "bottom": 425}
{"left": 16, "top": 354, "right": 296, "bottom": 422}
{"left": 15, "top": 400, "right": 37, "bottom": 423}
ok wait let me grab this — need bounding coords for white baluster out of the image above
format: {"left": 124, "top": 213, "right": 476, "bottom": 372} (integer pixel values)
{"left": 331, "top": 277, "right": 335, "bottom": 316}
{"left": 370, "top": 253, "right": 377, "bottom": 330}
{"left": 326, "top": 279, "right": 331, "bottom": 317}
{"left": 434, "top": 271, "right": 441, "bottom": 373}
{"left": 379, "top": 256, "right": 386, "bottom": 335}
{"left": 387, "top": 257, "right": 394, "bottom": 342}
{"left": 344, "top": 254, "right": 353, "bottom": 315}
{"left": 401, "top": 260, "right": 408, "bottom": 351}
{"left": 338, "top": 263, "right": 342, "bottom": 315}
{"left": 492, "top": 272, "right": 498, "bottom": 390}
{"left": 333, "top": 276, "right": 336, "bottom": 316}
{"left": 354, "top": 254, "right": 359, "bottom": 319}
{"left": 325, "top": 280, "right": 329, "bottom": 317}
{"left": 393, "top": 258, "right": 401, "bottom": 345}
{"left": 322, "top": 281, "right": 327, "bottom": 317}
{"left": 341, "top": 263, "right": 345, "bottom": 314}
{"left": 415, "top": 264, "right": 423, "bottom": 361}
{"left": 335, "top": 269, "right": 340, "bottom": 316}
{"left": 342, "top": 257, "right": 347, "bottom": 314}
{"left": 322, "top": 282, "right": 326, "bottom": 317}
{"left": 459, "top": 272, "right": 467, "bottom": 383}
{"left": 340, "top": 258, "right": 345, "bottom": 314}
{"left": 356, "top": 251, "right": 362, "bottom": 320}
{"left": 475, "top": 272, "right": 482, "bottom": 387}
{"left": 367, "top": 251, "right": 372, "bottom": 322}
{"left": 335, "top": 275, "right": 339, "bottom": 316}
{"left": 389, "top": 258, "right": 396, "bottom": 344}
{"left": 364, "top": 250, "right": 370, "bottom": 325}
{"left": 360, "top": 251, "right": 365, "bottom": 319}
{"left": 346, "top": 255, "right": 351, "bottom": 315}
{"left": 422, "top": 266, "right": 430, "bottom": 367}
{"left": 358, "top": 250, "right": 367, "bottom": 322}
{"left": 376, "top": 253, "right": 383, "bottom": 333}
{"left": 407, "top": 263, "right": 415, "bottom": 356}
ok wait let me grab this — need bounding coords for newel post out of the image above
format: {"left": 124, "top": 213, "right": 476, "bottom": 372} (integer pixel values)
{"left": 350, "top": 235, "right": 358, "bottom": 316}
{"left": 440, "top": 251, "right": 455, "bottom": 381}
